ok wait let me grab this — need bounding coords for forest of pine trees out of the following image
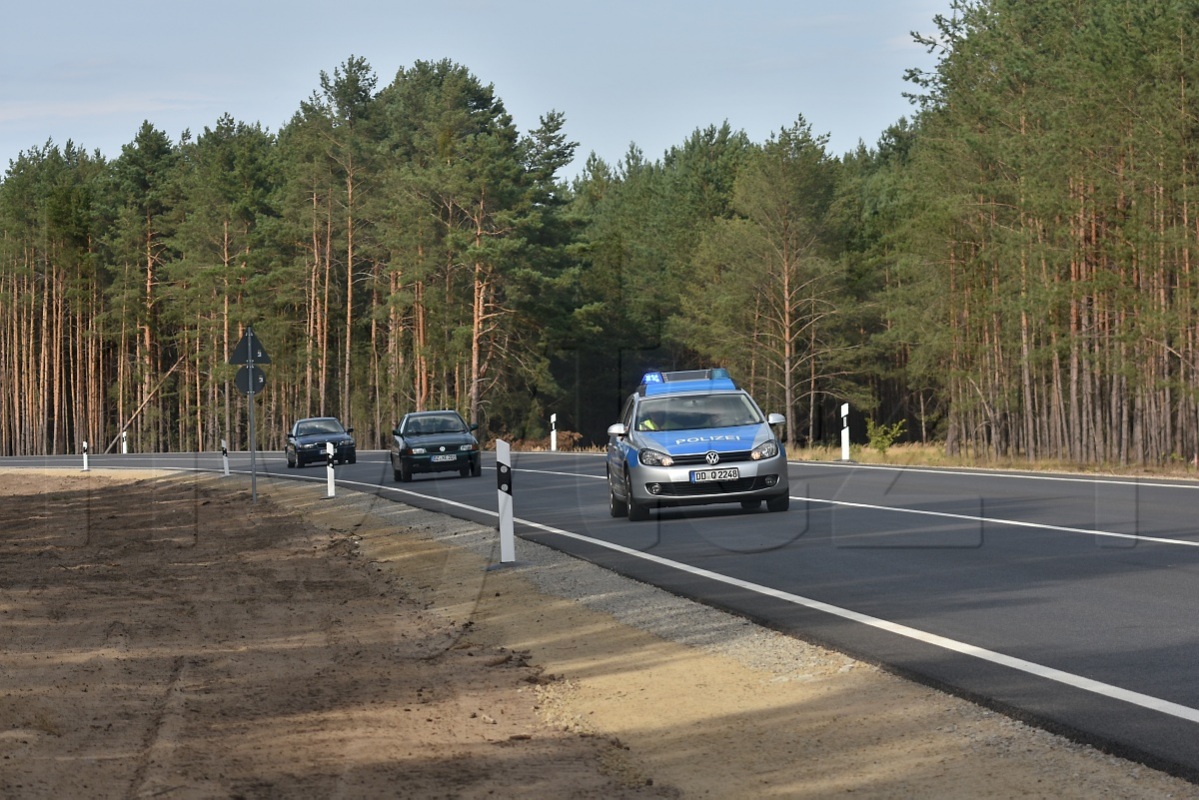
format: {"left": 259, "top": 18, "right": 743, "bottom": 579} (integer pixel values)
{"left": 6, "top": 0, "right": 1199, "bottom": 468}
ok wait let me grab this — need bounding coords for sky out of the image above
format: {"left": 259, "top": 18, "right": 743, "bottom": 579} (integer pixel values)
{"left": 2, "top": 1, "right": 952, "bottom": 180}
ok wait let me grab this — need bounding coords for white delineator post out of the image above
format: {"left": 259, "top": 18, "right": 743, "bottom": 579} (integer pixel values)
{"left": 221, "top": 439, "right": 230, "bottom": 477}
{"left": 550, "top": 413, "right": 558, "bottom": 452}
{"left": 82, "top": 440, "right": 89, "bottom": 472}
{"left": 496, "top": 439, "right": 515, "bottom": 563}
{"left": 121, "top": 430, "right": 128, "bottom": 455}
{"left": 841, "top": 403, "right": 851, "bottom": 462}
{"left": 326, "top": 442, "right": 336, "bottom": 498}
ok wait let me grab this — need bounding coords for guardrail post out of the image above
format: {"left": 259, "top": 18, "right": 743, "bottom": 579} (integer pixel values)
{"left": 841, "top": 403, "right": 851, "bottom": 462}
{"left": 326, "top": 442, "right": 336, "bottom": 498}
{"left": 496, "top": 439, "right": 514, "bottom": 563}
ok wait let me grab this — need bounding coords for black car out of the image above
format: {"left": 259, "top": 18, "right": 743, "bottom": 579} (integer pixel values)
{"left": 390, "top": 410, "right": 481, "bottom": 482}
{"left": 285, "top": 417, "right": 356, "bottom": 467}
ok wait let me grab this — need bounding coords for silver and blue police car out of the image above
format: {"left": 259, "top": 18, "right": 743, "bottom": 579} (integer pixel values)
{"left": 605, "top": 369, "right": 790, "bottom": 521}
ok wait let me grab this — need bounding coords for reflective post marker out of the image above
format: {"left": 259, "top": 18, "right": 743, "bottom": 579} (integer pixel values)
{"left": 841, "top": 403, "right": 851, "bottom": 462}
{"left": 82, "top": 440, "right": 89, "bottom": 472}
{"left": 496, "top": 439, "right": 514, "bottom": 563}
{"left": 550, "top": 413, "right": 557, "bottom": 452}
{"left": 121, "top": 430, "right": 128, "bottom": 455}
{"left": 326, "top": 442, "right": 336, "bottom": 498}
{"left": 221, "top": 439, "right": 230, "bottom": 477}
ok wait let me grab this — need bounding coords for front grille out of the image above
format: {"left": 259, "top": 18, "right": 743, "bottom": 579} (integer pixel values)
{"left": 669, "top": 450, "right": 753, "bottom": 466}
{"left": 653, "top": 476, "right": 773, "bottom": 497}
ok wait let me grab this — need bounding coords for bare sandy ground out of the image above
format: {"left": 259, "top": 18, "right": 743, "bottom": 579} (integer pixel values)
{"left": 1, "top": 469, "right": 1196, "bottom": 798}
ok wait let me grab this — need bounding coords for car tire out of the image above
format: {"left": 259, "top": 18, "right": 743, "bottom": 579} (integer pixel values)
{"left": 286, "top": 452, "right": 295, "bottom": 469}
{"left": 348, "top": 452, "right": 356, "bottom": 464}
{"left": 393, "top": 464, "right": 402, "bottom": 482}
{"left": 459, "top": 466, "right": 470, "bottom": 478}
{"left": 609, "top": 470, "right": 628, "bottom": 518}
{"left": 400, "top": 461, "right": 413, "bottom": 483}
{"left": 625, "top": 471, "right": 649, "bottom": 522}
{"left": 471, "top": 456, "right": 482, "bottom": 477}
{"left": 767, "top": 493, "right": 790, "bottom": 512}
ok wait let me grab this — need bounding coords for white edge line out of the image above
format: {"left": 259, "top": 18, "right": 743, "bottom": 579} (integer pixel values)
{"left": 344, "top": 476, "right": 1199, "bottom": 726}
{"left": 510, "top": 514, "right": 1199, "bottom": 726}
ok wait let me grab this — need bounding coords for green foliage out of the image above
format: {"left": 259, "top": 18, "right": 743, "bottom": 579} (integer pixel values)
{"left": 9, "top": 5, "right": 1199, "bottom": 466}
{"left": 866, "top": 418, "right": 907, "bottom": 456}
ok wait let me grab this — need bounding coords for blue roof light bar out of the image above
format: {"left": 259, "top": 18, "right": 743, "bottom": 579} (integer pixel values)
{"left": 638, "top": 368, "right": 738, "bottom": 395}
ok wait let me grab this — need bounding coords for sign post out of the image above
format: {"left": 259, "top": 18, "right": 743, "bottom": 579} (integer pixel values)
{"left": 550, "top": 413, "right": 558, "bottom": 452}
{"left": 230, "top": 325, "right": 271, "bottom": 502}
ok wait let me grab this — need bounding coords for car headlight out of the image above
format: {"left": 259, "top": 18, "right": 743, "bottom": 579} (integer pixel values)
{"left": 639, "top": 449, "right": 674, "bottom": 467}
{"left": 408, "top": 447, "right": 427, "bottom": 455}
{"left": 750, "top": 440, "right": 779, "bottom": 460}
{"left": 458, "top": 444, "right": 475, "bottom": 451}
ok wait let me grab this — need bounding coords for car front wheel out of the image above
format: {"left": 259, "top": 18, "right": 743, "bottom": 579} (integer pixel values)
{"left": 608, "top": 470, "right": 628, "bottom": 518}
{"left": 767, "top": 493, "right": 790, "bottom": 512}
{"left": 625, "top": 471, "right": 649, "bottom": 522}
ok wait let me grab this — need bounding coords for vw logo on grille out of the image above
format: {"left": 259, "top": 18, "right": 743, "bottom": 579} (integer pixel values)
{"left": 705, "top": 451, "right": 720, "bottom": 465}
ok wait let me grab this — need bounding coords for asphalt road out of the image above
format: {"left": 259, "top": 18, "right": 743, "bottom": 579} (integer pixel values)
{"left": 10, "top": 448, "right": 1199, "bottom": 780}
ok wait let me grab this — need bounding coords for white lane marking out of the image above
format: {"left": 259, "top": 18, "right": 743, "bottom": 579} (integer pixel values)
{"left": 341, "top": 476, "right": 1199, "bottom": 725}
{"left": 457, "top": 502, "right": 1199, "bottom": 723}
{"left": 524, "top": 516, "right": 1199, "bottom": 724}
{"left": 60, "top": 459, "right": 1199, "bottom": 549}
{"left": 508, "top": 465, "right": 1198, "bottom": 549}
{"left": 807, "top": 497, "right": 1199, "bottom": 549}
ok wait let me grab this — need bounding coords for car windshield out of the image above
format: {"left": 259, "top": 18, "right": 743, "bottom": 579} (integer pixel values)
{"left": 297, "top": 419, "right": 345, "bottom": 436}
{"left": 635, "top": 394, "right": 762, "bottom": 432}
{"left": 404, "top": 415, "right": 467, "bottom": 435}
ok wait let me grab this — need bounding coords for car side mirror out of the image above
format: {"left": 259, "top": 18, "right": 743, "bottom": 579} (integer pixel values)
{"left": 345, "top": 427, "right": 354, "bottom": 434}
{"left": 469, "top": 423, "right": 479, "bottom": 431}
{"left": 286, "top": 432, "right": 295, "bottom": 439}
{"left": 607, "top": 423, "right": 628, "bottom": 438}
{"left": 767, "top": 413, "right": 786, "bottom": 426}
{"left": 392, "top": 427, "right": 402, "bottom": 437}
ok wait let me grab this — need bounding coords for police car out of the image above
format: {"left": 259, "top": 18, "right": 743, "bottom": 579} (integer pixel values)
{"left": 606, "top": 369, "right": 790, "bottom": 521}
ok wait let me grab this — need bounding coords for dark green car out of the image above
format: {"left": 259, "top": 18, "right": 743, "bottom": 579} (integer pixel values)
{"left": 389, "top": 410, "right": 482, "bottom": 482}
{"left": 285, "top": 416, "right": 356, "bottom": 468}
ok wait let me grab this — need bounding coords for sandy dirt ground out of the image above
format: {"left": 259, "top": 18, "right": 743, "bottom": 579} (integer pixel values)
{"left": 2, "top": 469, "right": 1197, "bottom": 799}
